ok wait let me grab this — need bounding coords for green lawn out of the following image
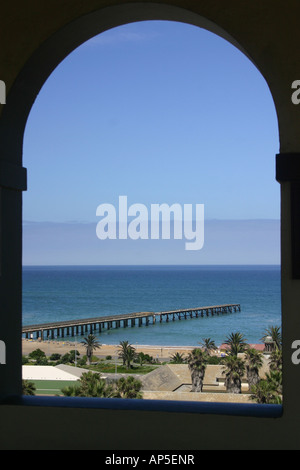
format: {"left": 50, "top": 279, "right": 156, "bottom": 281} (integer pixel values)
{"left": 87, "top": 363, "right": 158, "bottom": 374}
{"left": 31, "top": 380, "right": 79, "bottom": 396}
{"left": 25, "top": 362, "right": 158, "bottom": 396}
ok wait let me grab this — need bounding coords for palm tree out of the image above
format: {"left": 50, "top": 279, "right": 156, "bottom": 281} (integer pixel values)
{"left": 170, "top": 352, "right": 186, "bottom": 364}
{"left": 199, "top": 338, "right": 217, "bottom": 356}
{"left": 244, "top": 348, "right": 264, "bottom": 390}
{"left": 118, "top": 341, "right": 137, "bottom": 369}
{"left": 114, "top": 376, "right": 143, "bottom": 399}
{"left": 79, "top": 372, "right": 114, "bottom": 398}
{"left": 224, "top": 332, "right": 248, "bottom": 356}
{"left": 61, "top": 384, "right": 81, "bottom": 397}
{"left": 62, "top": 372, "right": 114, "bottom": 398}
{"left": 22, "top": 380, "right": 36, "bottom": 396}
{"left": 265, "top": 370, "right": 283, "bottom": 397}
{"left": 250, "top": 380, "right": 279, "bottom": 404}
{"left": 222, "top": 355, "right": 246, "bottom": 394}
{"left": 187, "top": 348, "right": 208, "bottom": 392}
{"left": 250, "top": 371, "right": 282, "bottom": 404}
{"left": 269, "top": 348, "right": 283, "bottom": 372}
{"left": 262, "top": 326, "right": 282, "bottom": 351}
{"left": 81, "top": 334, "right": 101, "bottom": 366}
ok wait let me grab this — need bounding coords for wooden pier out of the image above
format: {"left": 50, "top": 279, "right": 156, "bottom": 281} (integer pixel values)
{"left": 22, "top": 304, "right": 241, "bottom": 341}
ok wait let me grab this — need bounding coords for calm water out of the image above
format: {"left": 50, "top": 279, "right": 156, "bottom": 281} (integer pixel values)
{"left": 22, "top": 265, "right": 281, "bottom": 347}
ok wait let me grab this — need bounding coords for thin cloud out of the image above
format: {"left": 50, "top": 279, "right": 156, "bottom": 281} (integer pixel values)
{"left": 84, "top": 29, "right": 161, "bottom": 47}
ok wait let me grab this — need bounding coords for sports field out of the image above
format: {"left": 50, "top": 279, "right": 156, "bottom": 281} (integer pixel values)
{"left": 31, "top": 380, "right": 79, "bottom": 396}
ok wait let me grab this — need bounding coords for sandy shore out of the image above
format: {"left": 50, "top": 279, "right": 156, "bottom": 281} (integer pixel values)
{"left": 22, "top": 338, "right": 197, "bottom": 360}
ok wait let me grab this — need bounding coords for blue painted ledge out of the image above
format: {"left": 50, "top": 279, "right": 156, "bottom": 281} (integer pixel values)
{"left": 1, "top": 395, "right": 283, "bottom": 418}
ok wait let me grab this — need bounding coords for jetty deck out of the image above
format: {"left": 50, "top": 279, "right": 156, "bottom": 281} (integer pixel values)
{"left": 22, "top": 304, "right": 241, "bottom": 341}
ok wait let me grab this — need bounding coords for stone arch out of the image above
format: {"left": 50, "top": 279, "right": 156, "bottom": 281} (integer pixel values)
{"left": 0, "top": 0, "right": 286, "bottom": 399}
{"left": 0, "top": 2, "right": 281, "bottom": 168}
{"left": 3, "top": 0, "right": 300, "bottom": 450}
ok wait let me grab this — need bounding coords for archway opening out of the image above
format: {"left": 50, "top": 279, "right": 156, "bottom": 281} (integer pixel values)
{"left": 21, "top": 19, "right": 281, "bottom": 403}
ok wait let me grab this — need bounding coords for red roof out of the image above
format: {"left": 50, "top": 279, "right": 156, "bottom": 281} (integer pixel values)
{"left": 219, "top": 343, "right": 265, "bottom": 351}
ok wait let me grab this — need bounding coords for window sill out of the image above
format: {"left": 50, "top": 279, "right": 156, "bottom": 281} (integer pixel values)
{"left": 1, "top": 395, "right": 283, "bottom": 418}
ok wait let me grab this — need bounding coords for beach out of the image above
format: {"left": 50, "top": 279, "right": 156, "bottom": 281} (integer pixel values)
{"left": 22, "top": 338, "right": 197, "bottom": 361}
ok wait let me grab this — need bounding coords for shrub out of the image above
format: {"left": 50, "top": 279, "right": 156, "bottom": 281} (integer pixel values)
{"left": 29, "top": 349, "right": 46, "bottom": 361}
{"left": 50, "top": 353, "right": 61, "bottom": 361}
{"left": 77, "top": 357, "right": 87, "bottom": 366}
{"left": 60, "top": 353, "right": 72, "bottom": 364}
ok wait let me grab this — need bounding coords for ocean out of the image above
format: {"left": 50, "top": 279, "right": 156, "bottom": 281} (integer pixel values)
{"left": 22, "top": 265, "right": 282, "bottom": 347}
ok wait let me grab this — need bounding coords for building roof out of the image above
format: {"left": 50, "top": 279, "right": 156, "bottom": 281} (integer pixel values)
{"left": 219, "top": 344, "right": 265, "bottom": 352}
{"left": 22, "top": 366, "right": 80, "bottom": 381}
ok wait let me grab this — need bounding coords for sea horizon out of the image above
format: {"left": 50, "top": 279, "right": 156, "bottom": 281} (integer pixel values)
{"left": 22, "top": 265, "right": 282, "bottom": 347}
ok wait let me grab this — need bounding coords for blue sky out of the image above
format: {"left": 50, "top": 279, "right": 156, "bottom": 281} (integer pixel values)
{"left": 22, "top": 21, "right": 280, "bottom": 265}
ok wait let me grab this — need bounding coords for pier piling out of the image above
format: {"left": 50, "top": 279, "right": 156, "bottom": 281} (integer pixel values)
{"left": 22, "top": 304, "right": 241, "bottom": 341}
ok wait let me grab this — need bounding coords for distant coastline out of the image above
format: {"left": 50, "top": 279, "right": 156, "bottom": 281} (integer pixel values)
{"left": 23, "top": 219, "right": 280, "bottom": 266}
{"left": 22, "top": 264, "right": 281, "bottom": 268}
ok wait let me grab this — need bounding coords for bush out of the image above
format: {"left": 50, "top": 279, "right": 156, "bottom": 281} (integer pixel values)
{"left": 82, "top": 354, "right": 98, "bottom": 363}
{"left": 134, "top": 352, "right": 155, "bottom": 365}
{"left": 57, "top": 350, "right": 81, "bottom": 364}
{"left": 77, "top": 357, "right": 87, "bottom": 366}
{"left": 50, "top": 353, "right": 61, "bottom": 361}
{"left": 28, "top": 349, "right": 49, "bottom": 365}
{"left": 29, "top": 349, "right": 46, "bottom": 361}
{"left": 60, "top": 353, "right": 72, "bottom": 364}
{"left": 69, "top": 350, "right": 80, "bottom": 363}
{"left": 36, "top": 356, "right": 49, "bottom": 365}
